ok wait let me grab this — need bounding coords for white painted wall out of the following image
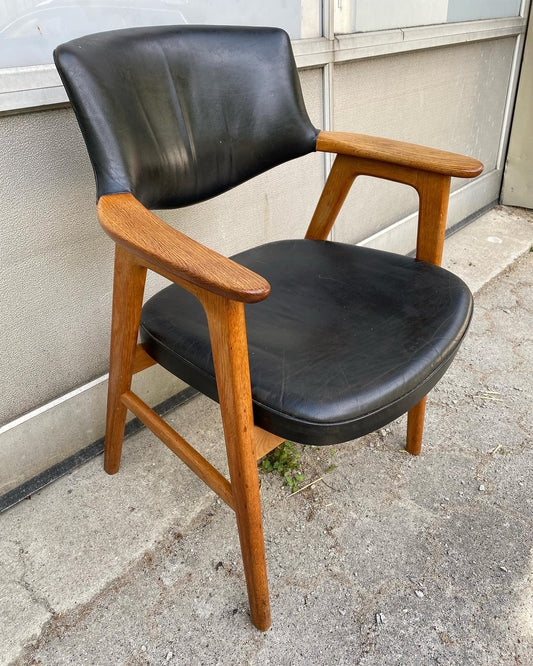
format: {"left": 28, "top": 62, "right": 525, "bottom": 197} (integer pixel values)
{"left": 0, "top": 68, "right": 323, "bottom": 421}
{"left": 332, "top": 38, "right": 516, "bottom": 245}
{"left": 502, "top": 8, "right": 533, "bottom": 207}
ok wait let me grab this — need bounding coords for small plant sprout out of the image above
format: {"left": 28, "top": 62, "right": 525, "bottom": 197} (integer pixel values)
{"left": 259, "top": 441, "right": 305, "bottom": 493}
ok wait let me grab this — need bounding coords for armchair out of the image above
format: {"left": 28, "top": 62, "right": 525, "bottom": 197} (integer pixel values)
{"left": 54, "top": 25, "right": 483, "bottom": 630}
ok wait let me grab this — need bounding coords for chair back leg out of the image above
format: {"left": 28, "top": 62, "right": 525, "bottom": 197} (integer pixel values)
{"left": 406, "top": 397, "right": 427, "bottom": 456}
{"left": 104, "top": 246, "right": 147, "bottom": 474}
{"left": 405, "top": 172, "right": 451, "bottom": 456}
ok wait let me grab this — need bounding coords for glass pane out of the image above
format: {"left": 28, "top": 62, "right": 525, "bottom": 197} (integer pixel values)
{"left": 334, "top": 0, "right": 521, "bottom": 34}
{"left": 447, "top": 0, "right": 521, "bottom": 22}
{"left": 301, "top": 0, "right": 322, "bottom": 38}
{"left": 0, "top": 0, "right": 304, "bottom": 68}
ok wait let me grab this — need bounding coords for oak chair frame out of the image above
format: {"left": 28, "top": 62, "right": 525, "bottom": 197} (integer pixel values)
{"left": 99, "top": 129, "right": 482, "bottom": 631}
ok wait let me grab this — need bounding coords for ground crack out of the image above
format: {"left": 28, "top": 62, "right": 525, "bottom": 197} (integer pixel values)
{"left": 10, "top": 540, "right": 56, "bottom": 617}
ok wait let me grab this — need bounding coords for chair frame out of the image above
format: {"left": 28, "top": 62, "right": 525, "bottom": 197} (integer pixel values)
{"left": 98, "top": 129, "right": 482, "bottom": 630}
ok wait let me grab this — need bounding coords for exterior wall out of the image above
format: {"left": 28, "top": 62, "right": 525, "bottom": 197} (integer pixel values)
{"left": 502, "top": 8, "right": 533, "bottom": 207}
{"left": 0, "top": 69, "right": 323, "bottom": 428}
{"left": 0, "top": 14, "right": 528, "bottom": 493}
{"left": 0, "top": 68, "right": 324, "bottom": 493}
{"left": 332, "top": 37, "right": 516, "bottom": 245}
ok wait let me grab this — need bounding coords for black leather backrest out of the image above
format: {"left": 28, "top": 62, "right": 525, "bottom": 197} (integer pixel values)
{"left": 54, "top": 25, "right": 318, "bottom": 209}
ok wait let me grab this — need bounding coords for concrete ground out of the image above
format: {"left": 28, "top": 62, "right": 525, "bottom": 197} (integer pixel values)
{"left": 1, "top": 206, "right": 532, "bottom": 666}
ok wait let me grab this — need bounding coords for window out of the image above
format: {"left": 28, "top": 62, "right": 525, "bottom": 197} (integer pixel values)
{"left": 0, "top": 0, "right": 321, "bottom": 112}
{"left": 0, "top": 0, "right": 324, "bottom": 69}
{"left": 334, "top": 0, "right": 522, "bottom": 34}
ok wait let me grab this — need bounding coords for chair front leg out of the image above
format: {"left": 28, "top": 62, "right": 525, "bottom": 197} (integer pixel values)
{"left": 104, "top": 245, "right": 147, "bottom": 474}
{"left": 201, "top": 291, "right": 271, "bottom": 631}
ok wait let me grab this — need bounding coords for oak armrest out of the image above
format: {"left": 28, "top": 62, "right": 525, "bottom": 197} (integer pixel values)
{"left": 97, "top": 193, "right": 270, "bottom": 304}
{"left": 316, "top": 130, "right": 483, "bottom": 179}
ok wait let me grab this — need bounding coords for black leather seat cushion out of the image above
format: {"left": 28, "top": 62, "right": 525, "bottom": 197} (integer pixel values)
{"left": 140, "top": 240, "right": 473, "bottom": 445}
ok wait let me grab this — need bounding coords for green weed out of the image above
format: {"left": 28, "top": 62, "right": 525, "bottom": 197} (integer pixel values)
{"left": 259, "top": 440, "right": 304, "bottom": 493}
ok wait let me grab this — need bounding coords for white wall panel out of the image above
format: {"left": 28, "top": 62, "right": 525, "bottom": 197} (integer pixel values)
{"left": 502, "top": 10, "right": 533, "bottom": 207}
{"left": 0, "top": 68, "right": 323, "bottom": 426}
{"left": 332, "top": 37, "right": 515, "bottom": 244}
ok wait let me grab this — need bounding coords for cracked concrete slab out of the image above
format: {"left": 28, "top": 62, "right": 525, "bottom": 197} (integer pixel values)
{"left": 0, "top": 397, "right": 230, "bottom": 664}
{"left": 1, "top": 207, "right": 532, "bottom": 666}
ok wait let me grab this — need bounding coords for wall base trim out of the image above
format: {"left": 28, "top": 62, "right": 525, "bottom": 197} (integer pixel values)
{"left": 0, "top": 387, "right": 198, "bottom": 514}
{"left": 0, "top": 363, "right": 187, "bottom": 497}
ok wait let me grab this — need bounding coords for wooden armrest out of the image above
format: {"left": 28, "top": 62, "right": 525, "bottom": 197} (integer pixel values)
{"left": 316, "top": 130, "right": 483, "bottom": 179}
{"left": 97, "top": 193, "right": 270, "bottom": 304}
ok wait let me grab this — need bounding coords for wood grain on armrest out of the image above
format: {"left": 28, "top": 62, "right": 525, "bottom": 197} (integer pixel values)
{"left": 316, "top": 130, "right": 483, "bottom": 179}
{"left": 97, "top": 193, "right": 270, "bottom": 304}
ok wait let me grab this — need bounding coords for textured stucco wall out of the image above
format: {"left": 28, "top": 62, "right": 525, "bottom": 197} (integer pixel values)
{"left": 332, "top": 37, "right": 515, "bottom": 245}
{"left": 502, "top": 10, "right": 533, "bottom": 208}
{"left": 0, "top": 68, "right": 323, "bottom": 425}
